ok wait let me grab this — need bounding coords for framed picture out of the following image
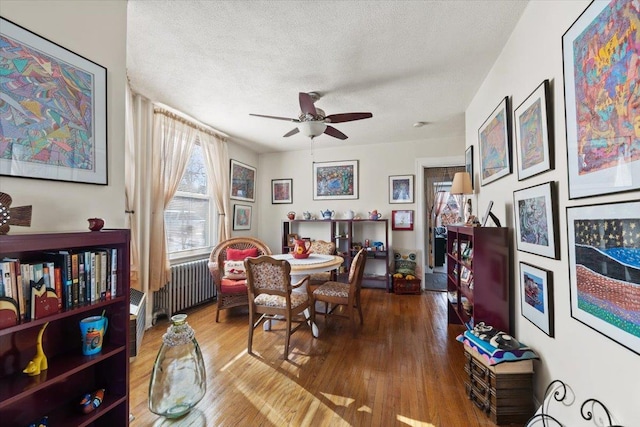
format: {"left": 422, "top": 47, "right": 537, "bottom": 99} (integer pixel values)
{"left": 230, "top": 160, "right": 256, "bottom": 202}
{"left": 514, "top": 79, "right": 554, "bottom": 181}
{"left": 460, "top": 267, "right": 472, "bottom": 286}
{"left": 519, "top": 262, "right": 554, "bottom": 337}
{"left": 478, "top": 96, "right": 512, "bottom": 186}
{"left": 0, "top": 17, "right": 107, "bottom": 185}
{"left": 563, "top": 0, "right": 640, "bottom": 199}
{"left": 389, "top": 175, "right": 414, "bottom": 203}
{"left": 391, "top": 210, "right": 414, "bottom": 230}
{"left": 286, "top": 233, "right": 299, "bottom": 247}
{"left": 465, "top": 146, "right": 474, "bottom": 190}
{"left": 271, "top": 178, "right": 292, "bottom": 204}
{"left": 313, "top": 160, "right": 358, "bottom": 200}
{"left": 513, "top": 181, "right": 559, "bottom": 259}
{"left": 232, "top": 204, "right": 252, "bottom": 230}
{"left": 567, "top": 201, "right": 640, "bottom": 354}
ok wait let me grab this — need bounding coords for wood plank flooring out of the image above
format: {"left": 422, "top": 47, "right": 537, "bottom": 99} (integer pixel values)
{"left": 129, "top": 290, "right": 510, "bottom": 426}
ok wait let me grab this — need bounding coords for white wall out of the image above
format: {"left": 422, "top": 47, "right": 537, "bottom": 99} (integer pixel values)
{"left": 258, "top": 136, "right": 465, "bottom": 270}
{"left": 466, "top": 1, "right": 639, "bottom": 423}
{"left": 1, "top": 1, "right": 128, "bottom": 233}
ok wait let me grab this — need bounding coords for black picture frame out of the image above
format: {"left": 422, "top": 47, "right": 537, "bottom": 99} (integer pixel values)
{"left": 465, "top": 146, "right": 474, "bottom": 190}
{"left": 519, "top": 262, "right": 554, "bottom": 337}
{"left": 271, "top": 178, "right": 293, "bottom": 204}
{"left": 513, "top": 181, "right": 559, "bottom": 259}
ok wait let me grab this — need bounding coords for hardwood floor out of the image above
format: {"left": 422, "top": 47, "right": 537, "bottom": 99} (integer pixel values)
{"left": 129, "top": 290, "right": 507, "bottom": 426}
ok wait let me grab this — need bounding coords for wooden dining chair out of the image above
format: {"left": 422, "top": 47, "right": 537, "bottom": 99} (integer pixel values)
{"left": 308, "top": 240, "right": 337, "bottom": 287}
{"left": 311, "top": 249, "right": 367, "bottom": 335}
{"left": 244, "top": 255, "right": 314, "bottom": 360}
{"left": 208, "top": 237, "right": 272, "bottom": 322}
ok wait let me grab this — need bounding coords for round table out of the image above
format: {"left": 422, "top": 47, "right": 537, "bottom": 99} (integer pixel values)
{"left": 265, "top": 253, "right": 343, "bottom": 337}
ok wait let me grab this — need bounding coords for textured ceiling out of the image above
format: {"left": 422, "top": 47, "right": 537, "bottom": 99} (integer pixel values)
{"left": 127, "top": 0, "right": 528, "bottom": 153}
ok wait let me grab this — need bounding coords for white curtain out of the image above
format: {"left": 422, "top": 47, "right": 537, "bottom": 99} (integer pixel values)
{"left": 199, "top": 131, "right": 231, "bottom": 240}
{"left": 148, "top": 109, "right": 197, "bottom": 292}
{"left": 125, "top": 87, "right": 154, "bottom": 324}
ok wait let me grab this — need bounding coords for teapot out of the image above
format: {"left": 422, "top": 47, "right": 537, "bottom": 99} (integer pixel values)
{"left": 320, "top": 209, "right": 335, "bottom": 220}
{"left": 344, "top": 209, "right": 355, "bottom": 220}
{"left": 287, "top": 211, "right": 296, "bottom": 220}
{"left": 292, "top": 238, "right": 312, "bottom": 259}
{"left": 302, "top": 211, "right": 311, "bottom": 220}
{"left": 369, "top": 210, "right": 382, "bottom": 220}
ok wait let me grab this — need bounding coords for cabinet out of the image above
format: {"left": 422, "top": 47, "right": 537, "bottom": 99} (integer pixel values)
{"left": 446, "top": 225, "right": 510, "bottom": 334}
{"left": 282, "top": 219, "right": 390, "bottom": 290}
{"left": 0, "top": 230, "right": 130, "bottom": 426}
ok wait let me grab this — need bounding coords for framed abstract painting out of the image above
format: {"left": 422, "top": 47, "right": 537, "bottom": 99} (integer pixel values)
{"left": 271, "top": 178, "right": 292, "bottom": 204}
{"left": 0, "top": 17, "right": 107, "bottom": 185}
{"left": 389, "top": 175, "right": 414, "bottom": 204}
{"left": 313, "top": 160, "right": 358, "bottom": 200}
{"left": 514, "top": 79, "right": 553, "bottom": 181}
{"left": 562, "top": 0, "right": 640, "bottom": 198}
{"left": 230, "top": 159, "right": 256, "bottom": 202}
{"left": 519, "top": 262, "right": 554, "bottom": 337}
{"left": 232, "top": 204, "right": 252, "bottom": 230}
{"left": 478, "top": 97, "right": 512, "bottom": 186}
{"left": 567, "top": 201, "right": 640, "bottom": 354}
{"left": 513, "top": 181, "right": 559, "bottom": 259}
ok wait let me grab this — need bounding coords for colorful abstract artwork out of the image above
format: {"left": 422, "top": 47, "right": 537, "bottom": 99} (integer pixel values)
{"left": 478, "top": 97, "right": 511, "bottom": 186}
{"left": 563, "top": 0, "right": 640, "bottom": 198}
{"left": 230, "top": 159, "right": 256, "bottom": 202}
{"left": 313, "top": 160, "right": 358, "bottom": 200}
{"left": 232, "top": 204, "right": 252, "bottom": 230}
{"left": 271, "top": 178, "right": 292, "bottom": 204}
{"left": 513, "top": 181, "right": 559, "bottom": 259}
{"left": 520, "top": 262, "right": 553, "bottom": 337}
{"left": 0, "top": 18, "right": 107, "bottom": 184}
{"left": 389, "top": 174, "right": 414, "bottom": 204}
{"left": 567, "top": 201, "right": 640, "bottom": 354}
{"left": 515, "top": 80, "right": 553, "bottom": 180}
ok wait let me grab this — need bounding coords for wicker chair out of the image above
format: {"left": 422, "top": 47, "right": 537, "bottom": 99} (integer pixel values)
{"left": 308, "top": 240, "right": 337, "bottom": 287}
{"left": 208, "top": 237, "right": 272, "bottom": 322}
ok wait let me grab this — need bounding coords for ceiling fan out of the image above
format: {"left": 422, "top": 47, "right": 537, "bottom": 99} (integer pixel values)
{"left": 249, "top": 92, "right": 373, "bottom": 140}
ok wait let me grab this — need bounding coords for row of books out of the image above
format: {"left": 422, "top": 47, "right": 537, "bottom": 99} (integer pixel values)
{"left": 0, "top": 248, "right": 118, "bottom": 322}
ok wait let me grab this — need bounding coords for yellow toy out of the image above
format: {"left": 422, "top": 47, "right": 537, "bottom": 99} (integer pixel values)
{"left": 23, "top": 322, "right": 49, "bottom": 376}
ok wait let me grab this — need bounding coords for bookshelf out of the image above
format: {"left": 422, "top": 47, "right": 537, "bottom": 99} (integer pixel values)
{"left": 446, "top": 225, "right": 510, "bottom": 334}
{"left": 282, "top": 219, "right": 390, "bottom": 290}
{"left": 0, "top": 230, "right": 130, "bottom": 426}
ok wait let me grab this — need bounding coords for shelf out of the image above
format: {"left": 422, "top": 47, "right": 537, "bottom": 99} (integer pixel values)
{"left": 0, "top": 230, "right": 130, "bottom": 426}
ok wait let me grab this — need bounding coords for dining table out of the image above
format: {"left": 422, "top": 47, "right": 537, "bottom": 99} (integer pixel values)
{"left": 265, "top": 253, "right": 344, "bottom": 337}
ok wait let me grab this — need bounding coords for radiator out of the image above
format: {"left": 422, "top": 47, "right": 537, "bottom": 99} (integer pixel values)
{"left": 153, "top": 259, "right": 216, "bottom": 321}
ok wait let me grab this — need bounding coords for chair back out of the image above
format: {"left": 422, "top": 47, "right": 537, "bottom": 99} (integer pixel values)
{"left": 349, "top": 249, "right": 367, "bottom": 285}
{"left": 245, "top": 256, "right": 292, "bottom": 298}
{"left": 208, "top": 237, "right": 272, "bottom": 281}
{"left": 310, "top": 240, "right": 336, "bottom": 255}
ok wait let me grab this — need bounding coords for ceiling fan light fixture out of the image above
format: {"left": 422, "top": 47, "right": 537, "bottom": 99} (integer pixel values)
{"left": 299, "top": 121, "right": 327, "bottom": 138}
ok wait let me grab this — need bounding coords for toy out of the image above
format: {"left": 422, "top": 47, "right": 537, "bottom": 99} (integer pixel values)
{"left": 23, "top": 322, "right": 49, "bottom": 376}
{"left": 79, "top": 388, "right": 105, "bottom": 413}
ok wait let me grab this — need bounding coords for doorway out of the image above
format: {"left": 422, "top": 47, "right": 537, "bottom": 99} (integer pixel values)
{"left": 423, "top": 165, "right": 464, "bottom": 290}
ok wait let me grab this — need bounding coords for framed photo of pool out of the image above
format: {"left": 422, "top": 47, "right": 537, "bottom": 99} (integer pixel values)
{"left": 567, "top": 200, "right": 640, "bottom": 355}
{"left": 562, "top": 0, "right": 640, "bottom": 199}
{"left": 519, "top": 262, "right": 554, "bottom": 337}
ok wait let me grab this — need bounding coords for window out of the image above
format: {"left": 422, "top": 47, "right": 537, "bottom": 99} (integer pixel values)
{"left": 164, "top": 143, "right": 216, "bottom": 258}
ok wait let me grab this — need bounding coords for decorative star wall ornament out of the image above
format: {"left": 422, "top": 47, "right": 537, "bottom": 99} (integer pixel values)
{"left": 0, "top": 192, "right": 32, "bottom": 235}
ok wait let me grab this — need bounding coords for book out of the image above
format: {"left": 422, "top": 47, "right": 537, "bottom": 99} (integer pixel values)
{"left": 90, "top": 252, "right": 97, "bottom": 303}
{"left": 71, "top": 253, "right": 79, "bottom": 307}
{"left": 54, "top": 267, "right": 63, "bottom": 309}
{"left": 43, "top": 251, "right": 73, "bottom": 310}
{"left": 3, "top": 260, "right": 24, "bottom": 320}
{"left": 110, "top": 248, "right": 118, "bottom": 299}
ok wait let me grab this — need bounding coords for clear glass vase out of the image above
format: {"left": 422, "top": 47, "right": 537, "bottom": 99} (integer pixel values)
{"left": 148, "top": 314, "right": 206, "bottom": 418}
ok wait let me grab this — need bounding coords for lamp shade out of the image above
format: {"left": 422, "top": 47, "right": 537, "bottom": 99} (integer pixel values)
{"left": 450, "top": 172, "right": 473, "bottom": 195}
{"left": 298, "top": 121, "right": 327, "bottom": 138}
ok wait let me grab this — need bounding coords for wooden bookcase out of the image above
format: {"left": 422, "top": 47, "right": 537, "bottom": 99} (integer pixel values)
{"left": 0, "top": 230, "right": 130, "bottom": 426}
{"left": 282, "top": 219, "right": 390, "bottom": 291}
{"left": 446, "top": 225, "right": 510, "bottom": 334}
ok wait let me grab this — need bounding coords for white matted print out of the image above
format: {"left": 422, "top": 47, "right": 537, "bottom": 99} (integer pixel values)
{"left": 520, "top": 262, "right": 554, "bottom": 337}
{"left": 233, "top": 204, "right": 252, "bottom": 230}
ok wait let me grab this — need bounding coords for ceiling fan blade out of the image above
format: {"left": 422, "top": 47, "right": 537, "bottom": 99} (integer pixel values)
{"left": 324, "top": 125, "right": 348, "bottom": 140}
{"left": 324, "top": 112, "right": 373, "bottom": 123}
{"left": 299, "top": 92, "right": 317, "bottom": 116}
{"left": 250, "top": 113, "right": 299, "bottom": 122}
{"left": 283, "top": 127, "right": 300, "bottom": 137}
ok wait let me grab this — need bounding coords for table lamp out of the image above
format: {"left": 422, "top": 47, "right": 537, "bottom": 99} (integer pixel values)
{"left": 450, "top": 172, "right": 473, "bottom": 224}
